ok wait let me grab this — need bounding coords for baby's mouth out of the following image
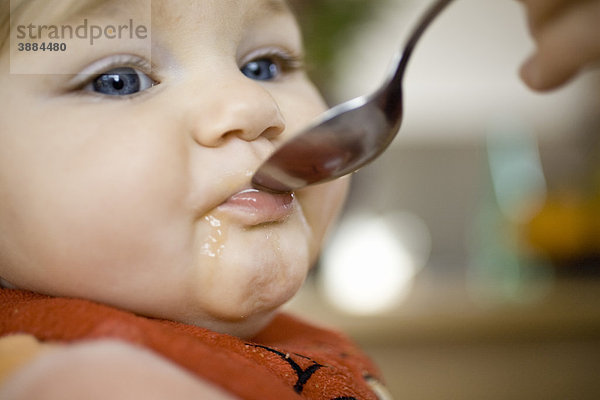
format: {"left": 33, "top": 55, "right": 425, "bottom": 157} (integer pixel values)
{"left": 216, "top": 189, "right": 295, "bottom": 226}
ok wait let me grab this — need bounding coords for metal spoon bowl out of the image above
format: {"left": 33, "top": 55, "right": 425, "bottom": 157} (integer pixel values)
{"left": 252, "top": 0, "right": 454, "bottom": 193}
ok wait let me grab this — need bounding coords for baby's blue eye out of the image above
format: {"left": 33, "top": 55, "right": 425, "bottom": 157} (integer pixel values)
{"left": 89, "top": 67, "right": 154, "bottom": 96}
{"left": 241, "top": 58, "right": 280, "bottom": 81}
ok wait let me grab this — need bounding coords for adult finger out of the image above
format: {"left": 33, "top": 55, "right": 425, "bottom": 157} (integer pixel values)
{"left": 520, "top": 0, "right": 600, "bottom": 91}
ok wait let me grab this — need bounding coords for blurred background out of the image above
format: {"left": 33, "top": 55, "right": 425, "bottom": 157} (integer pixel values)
{"left": 285, "top": 0, "right": 600, "bottom": 399}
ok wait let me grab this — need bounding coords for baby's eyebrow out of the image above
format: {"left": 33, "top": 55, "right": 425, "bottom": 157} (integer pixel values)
{"left": 261, "top": 0, "right": 290, "bottom": 14}
{"left": 5, "top": 0, "right": 124, "bottom": 40}
{"left": 64, "top": 0, "right": 289, "bottom": 25}
{"left": 66, "top": 0, "right": 142, "bottom": 22}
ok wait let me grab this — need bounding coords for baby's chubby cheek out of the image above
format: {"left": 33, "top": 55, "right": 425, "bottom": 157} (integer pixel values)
{"left": 297, "top": 177, "right": 351, "bottom": 261}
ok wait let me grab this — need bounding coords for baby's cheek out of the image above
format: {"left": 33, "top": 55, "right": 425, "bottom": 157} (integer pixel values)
{"left": 297, "top": 177, "right": 350, "bottom": 257}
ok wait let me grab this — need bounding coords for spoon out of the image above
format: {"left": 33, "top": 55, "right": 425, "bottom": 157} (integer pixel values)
{"left": 252, "top": 0, "right": 454, "bottom": 193}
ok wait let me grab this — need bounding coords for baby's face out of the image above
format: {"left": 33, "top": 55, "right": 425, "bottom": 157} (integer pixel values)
{"left": 0, "top": 0, "right": 348, "bottom": 337}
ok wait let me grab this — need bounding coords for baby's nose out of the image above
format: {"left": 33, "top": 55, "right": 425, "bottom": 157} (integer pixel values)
{"left": 189, "top": 77, "right": 285, "bottom": 147}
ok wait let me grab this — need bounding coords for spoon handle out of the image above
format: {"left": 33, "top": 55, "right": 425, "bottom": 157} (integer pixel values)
{"left": 378, "top": 0, "right": 455, "bottom": 123}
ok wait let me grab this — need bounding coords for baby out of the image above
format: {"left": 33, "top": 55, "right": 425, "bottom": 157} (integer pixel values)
{"left": 0, "top": 0, "right": 358, "bottom": 398}
{"left": 0, "top": 0, "right": 350, "bottom": 338}
{"left": 0, "top": 0, "right": 598, "bottom": 398}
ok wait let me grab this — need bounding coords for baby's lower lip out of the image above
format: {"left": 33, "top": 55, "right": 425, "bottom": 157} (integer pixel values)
{"left": 217, "top": 189, "right": 295, "bottom": 225}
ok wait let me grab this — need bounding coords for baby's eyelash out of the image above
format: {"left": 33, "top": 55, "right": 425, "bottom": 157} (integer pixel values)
{"left": 243, "top": 47, "right": 305, "bottom": 72}
{"left": 276, "top": 52, "right": 304, "bottom": 71}
{"left": 67, "top": 55, "right": 157, "bottom": 91}
{"left": 279, "top": 53, "right": 304, "bottom": 71}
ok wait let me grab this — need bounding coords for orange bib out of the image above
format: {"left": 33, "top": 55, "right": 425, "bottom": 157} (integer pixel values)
{"left": 0, "top": 289, "right": 381, "bottom": 400}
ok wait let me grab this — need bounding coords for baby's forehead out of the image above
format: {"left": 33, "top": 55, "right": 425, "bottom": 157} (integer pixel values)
{"left": 149, "top": 0, "right": 298, "bottom": 51}
{"left": 11, "top": 0, "right": 146, "bottom": 24}
{"left": 3, "top": 0, "right": 299, "bottom": 70}
{"left": 10, "top": 0, "right": 291, "bottom": 22}
{"left": 151, "top": 0, "right": 292, "bottom": 26}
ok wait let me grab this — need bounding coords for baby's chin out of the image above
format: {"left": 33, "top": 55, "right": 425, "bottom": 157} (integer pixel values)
{"left": 175, "top": 214, "right": 313, "bottom": 336}
{"left": 174, "top": 262, "right": 305, "bottom": 338}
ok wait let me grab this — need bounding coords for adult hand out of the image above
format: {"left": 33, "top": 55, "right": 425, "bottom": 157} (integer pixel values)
{"left": 517, "top": 0, "right": 600, "bottom": 91}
